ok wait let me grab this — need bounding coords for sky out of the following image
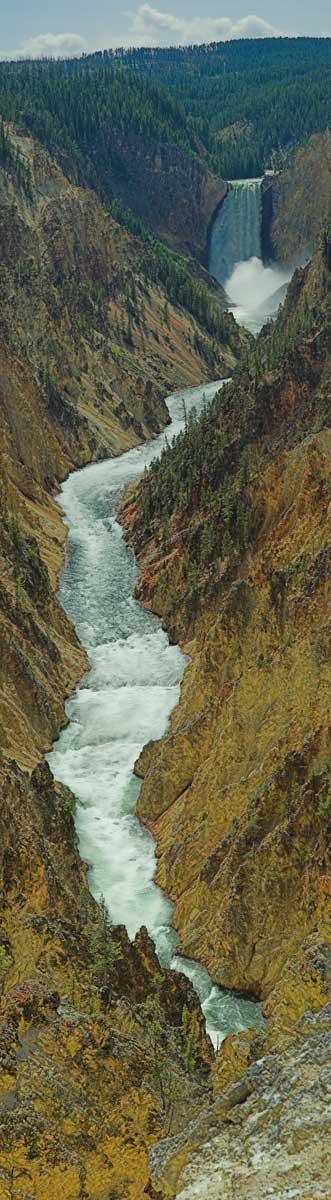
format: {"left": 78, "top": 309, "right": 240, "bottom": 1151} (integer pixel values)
{"left": 1, "top": 1, "right": 331, "bottom": 60}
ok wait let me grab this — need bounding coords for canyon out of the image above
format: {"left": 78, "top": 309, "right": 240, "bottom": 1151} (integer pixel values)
{"left": 121, "top": 236, "right": 331, "bottom": 1195}
{"left": 0, "top": 68, "right": 331, "bottom": 1200}
{"left": 0, "top": 125, "right": 238, "bottom": 1198}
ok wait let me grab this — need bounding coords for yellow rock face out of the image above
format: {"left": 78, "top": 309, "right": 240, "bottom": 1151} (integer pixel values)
{"left": 0, "top": 1004, "right": 157, "bottom": 1200}
{"left": 0, "top": 127, "right": 223, "bottom": 1197}
{"left": 132, "top": 426, "right": 331, "bottom": 1035}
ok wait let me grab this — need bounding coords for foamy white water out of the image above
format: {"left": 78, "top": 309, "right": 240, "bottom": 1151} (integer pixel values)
{"left": 226, "top": 254, "right": 293, "bottom": 333}
{"left": 47, "top": 380, "right": 264, "bottom": 1047}
{"left": 209, "top": 180, "right": 292, "bottom": 333}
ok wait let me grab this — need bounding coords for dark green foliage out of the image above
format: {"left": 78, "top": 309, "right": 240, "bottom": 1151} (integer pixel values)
{"left": 109, "top": 197, "right": 234, "bottom": 343}
{"left": 0, "top": 61, "right": 199, "bottom": 193}
{"left": 1, "top": 38, "right": 331, "bottom": 194}
{"left": 138, "top": 382, "right": 256, "bottom": 582}
{"left": 0, "top": 943, "right": 12, "bottom": 996}
{"left": 63, "top": 39, "right": 331, "bottom": 178}
{"left": 0, "top": 117, "right": 32, "bottom": 194}
{"left": 139, "top": 241, "right": 234, "bottom": 343}
{"left": 318, "top": 782, "right": 331, "bottom": 822}
{"left": 88, "top": 895, "right": 122, "bottom": 989}
{"left": 322, "top": 224, "right": 331, "bottom": 271}
{"left": 0, "top": 72, "right": 235, "bottom": 345}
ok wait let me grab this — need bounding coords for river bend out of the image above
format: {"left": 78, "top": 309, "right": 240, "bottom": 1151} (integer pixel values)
{"left": 47, "top": 380, "right": 264, "bottom": 1047}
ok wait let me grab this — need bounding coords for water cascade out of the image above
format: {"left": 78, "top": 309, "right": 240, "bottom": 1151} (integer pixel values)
{"left": 209, "top": 179, "right": 262, "bottom": 287}
{"left": 47, "top": 381, "right": 264, "bottom": 1049}
{"left": 209, "top": 179, "right": 292, "bottom": 332}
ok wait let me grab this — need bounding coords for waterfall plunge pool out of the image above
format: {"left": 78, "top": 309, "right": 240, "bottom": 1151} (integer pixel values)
{"left": 209, "top": 179, "right": 293, "bottom": 333}
{"left": 47, "top": 379, "right": 264, "bottom": 1049}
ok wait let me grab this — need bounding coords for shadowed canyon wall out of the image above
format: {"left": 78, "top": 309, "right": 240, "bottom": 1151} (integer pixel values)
{"left": 262, "top": 131, "right": 331, "bottom": 265}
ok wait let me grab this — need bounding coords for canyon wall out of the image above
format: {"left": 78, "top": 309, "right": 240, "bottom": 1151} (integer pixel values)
{"left": 93, "top": 130, "right": 227, "bottom": 259}
{"left": 121, "top": 244, "right": 331, "bottom": 1195}
{"left": 262, "top": 131, "right": 331, "bottom": 264}
{"left": 0, "top": 124, "right": 239, "bottom": 774}
{"left": 0, "top": 126, "right": 239, "bottom": 1197}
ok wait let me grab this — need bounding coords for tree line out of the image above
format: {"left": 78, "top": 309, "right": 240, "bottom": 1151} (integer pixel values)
{"left": 1, "top": 40, "right": 331, "bottom": 189}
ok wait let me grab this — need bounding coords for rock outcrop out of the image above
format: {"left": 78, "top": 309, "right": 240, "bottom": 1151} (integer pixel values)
{"left": 262, "top": 131, "right": 331, "bottom": 265}
{"left": 150, "top": 1003, "right": 331, "bottom": 1198}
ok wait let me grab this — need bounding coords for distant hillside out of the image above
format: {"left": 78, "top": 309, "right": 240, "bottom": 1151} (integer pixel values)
{"left": 3, "top": 43, "right": 331, "bottom": 240}
{"left": 79, "top": 37, "right": 331, "bottom": 179}
{"left": 0, "top": 61, "right": 226, "bottom": 258}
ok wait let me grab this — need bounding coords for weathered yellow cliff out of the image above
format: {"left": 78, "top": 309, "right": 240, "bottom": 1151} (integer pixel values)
{"left": 135, "top": 429, "right": 331, "bottom": 1030}
{"left": 124, "top": 251, "right": 331, "bottom": 1034}
{"left": 0, "top": 758, "right": 214, "bottom": 1200}
{"left": 0, "top": 123, "right": 239, "bottom": 773}
{"left": 0, "top": 127, "right": 225, "bottom": 1197}
{"left": 120, "top": 247, "right": 331, "bottom": 1193}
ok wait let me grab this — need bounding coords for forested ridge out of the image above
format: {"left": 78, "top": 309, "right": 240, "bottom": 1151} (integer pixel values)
{"left": 0, "top": 60, "right": 238, "bottom": 342}
{"left": 0, "top": 60, "right": 198, "bottom": 170}
{"left": 92, "top": 38, "right": 331, "bottom": 177}
{"left": 1, "top": 39, "right": 331, "bottom": 189}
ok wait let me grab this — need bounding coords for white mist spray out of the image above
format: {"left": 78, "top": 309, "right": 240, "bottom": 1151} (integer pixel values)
{"left": 209, "top": 180, "right": 292, "bottom": 332}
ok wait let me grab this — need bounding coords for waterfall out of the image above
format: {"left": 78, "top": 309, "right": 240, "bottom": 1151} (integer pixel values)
{"left": 209, "top": 178, "right": 292, "bottom": 333}
{"left": 209, "top": 179, "right": 262, "bottom": 287}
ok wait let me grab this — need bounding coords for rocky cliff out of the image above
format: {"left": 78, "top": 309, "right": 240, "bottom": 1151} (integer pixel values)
{"left": 0, "top": 122, "right": 239, "bottom": 774}
{"left": 0, "top": 125, "right": 240, "bottom": 1196}
{"left": 262, "top": 131, "right": 331, "bottom": 264}
{"left": 90, "top": 130, "right": 227, "bottom": 260}
{"left": 121, "top": 242, "right": 331, "bottom": 1194}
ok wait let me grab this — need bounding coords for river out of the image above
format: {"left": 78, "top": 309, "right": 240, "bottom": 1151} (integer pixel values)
{"left": 47, "top": 379, "right": 264, "bottom": 1049}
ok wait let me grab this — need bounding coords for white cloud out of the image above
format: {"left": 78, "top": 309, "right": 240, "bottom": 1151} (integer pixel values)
{"left": 0, "top": 11, "right": 283, "bottom": 63}
{"left": 3, "top": 32, "right": 87, "bottom": 60}
{"left": 128, "top": 6, "right": 282, "bottom": 46}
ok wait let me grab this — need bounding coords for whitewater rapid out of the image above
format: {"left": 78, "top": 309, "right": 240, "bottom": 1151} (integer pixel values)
{"left": 47, "top": 380, "right": 264, "bottom": 1048}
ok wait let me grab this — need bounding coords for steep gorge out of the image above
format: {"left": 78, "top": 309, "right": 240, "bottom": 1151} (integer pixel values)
{"left": 0, "top": 124, "right": 240, "bottom": 1198}
{"left": 2, "top": 91, "right": 331, "bottom": 1198}
{"left": 121, "top": 243, "right": 331, "bottom": 1195}
{"left": 0, "top": 122, "right": 238, "bottom": 772}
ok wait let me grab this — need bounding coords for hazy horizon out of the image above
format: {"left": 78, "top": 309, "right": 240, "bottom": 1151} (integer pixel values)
{"left": 2, "top": 4, "right": 331, "bottom": 62}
